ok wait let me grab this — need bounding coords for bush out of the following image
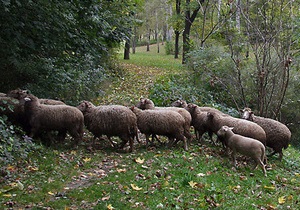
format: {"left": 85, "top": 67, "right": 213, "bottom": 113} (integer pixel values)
{"left": 0, "top": 116, "right": 40, "bottom": 165}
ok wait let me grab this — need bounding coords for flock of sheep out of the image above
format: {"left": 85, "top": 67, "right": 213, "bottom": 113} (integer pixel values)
{"left": 0, "top": 89, "right": 292, "bottom": 176}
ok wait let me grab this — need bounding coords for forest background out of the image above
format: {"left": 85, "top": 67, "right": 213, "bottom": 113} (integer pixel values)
{"left": 0, "top": 0, "right": 300, "bottom": 162}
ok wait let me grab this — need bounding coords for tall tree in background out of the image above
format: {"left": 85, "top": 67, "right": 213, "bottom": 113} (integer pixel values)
{"left": 174, "top": 0, "right": 181, "bottom": 59}
{"left": 182, "top": 0, "right": 203, "bottom": 64}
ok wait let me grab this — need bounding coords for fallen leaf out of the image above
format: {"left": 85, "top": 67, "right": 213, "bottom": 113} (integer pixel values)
{"left": 27, "top": 166, "right": 39, "bottom": 171}
{"left": 102, "top": 195, "right": 110, "bottom": 201}
{"left": 131, "top": 183, "right": 143, "bottom": 191}
{"left": 16, "top": 181, "right": 24, "bottom": 190}
{"left": 48, "top": 191, "right": 55, "bottom": 195}
{"left": 83, "top": 157, "right": 91, "bottom": 162}
{"left": 107, "top": 204, "right": 114, "bottom": 210}
{"left": 117, "top": 168, "right": 126, "bottom": 173}
{"left": 278, "top": 196, "right": 286, "bottom": 204}
{"left": 264, "top": 185, "right": 275, "bottom": 190}
{"left": 135, "top": 157, "right": 145, "bottom": 164}
{"left": 196, "top": 173, "right": 206, "bottom": 177}
{"left": 188, "top": 181, "right": 198, "bottom": 188}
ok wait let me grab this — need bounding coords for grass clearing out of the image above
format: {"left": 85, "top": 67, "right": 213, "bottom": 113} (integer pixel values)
{"left": 1, "top": 45, "right": 300, "bottom": 209}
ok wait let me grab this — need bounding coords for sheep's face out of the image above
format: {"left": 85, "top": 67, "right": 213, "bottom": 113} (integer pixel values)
{"left": 136, "top": 98, "right": 154, "bottom": 110}
{"left": 171, "top": 100, "right": 187, "bottom": 108}
{"left": 77, "top": 101, "right": 93, "bottom": 113}
{"left": 241, "top": 108, "right": 253, "bottom": 121}
{"left": 186, "top": 103, "right": 197, "bottom": 114}
{"left": 217, "top": 126, "right": 234, "bottom": 137}
{"left": 7, "top": 89, "right": 29, "bottom": 100}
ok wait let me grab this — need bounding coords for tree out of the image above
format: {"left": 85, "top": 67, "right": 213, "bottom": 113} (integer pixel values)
{"left": 0, "top": 0, "right": 136, "bottom": 101}
{"left": 182, "top": 0, "right": 203, "bottom": 64}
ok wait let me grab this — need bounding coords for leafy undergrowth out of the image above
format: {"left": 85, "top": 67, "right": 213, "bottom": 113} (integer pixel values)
{"left": 0, "top": 137, "right": 300, "bottom": 209}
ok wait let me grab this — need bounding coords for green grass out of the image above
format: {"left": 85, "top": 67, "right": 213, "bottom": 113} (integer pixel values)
{"left": 120, "top": 44, "right": 185, "bottom": 72}
{"left": 1, "top": 45, "right": 300, "bottom": 209}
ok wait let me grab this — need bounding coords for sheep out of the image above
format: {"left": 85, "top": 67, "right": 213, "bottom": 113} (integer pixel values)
{"left": 130, "top": 106, "right": 188, "bottom": 151}
{"left": 77, "top": 101, "right": 138, "bottom": 152}
{"left": 171, "top": 99, "right": 188, "bottom": 108}
{"left": 184, "top": 103, "right": 215, "bottom": 144}
{"left": 202, "top": 111, "right": 267, "bottom": 148}
{"left": 6, "top": 89, "right": 65, "bottom": 105}
{"left": 171, "top": 99, "right": 226, "bottom": 115}
{"left": 24, "top": 94, "right": 84, "bottom": 146}
{"left": 39, "top": 99, "right": 65, "bottom": 105}
{"left": 0, "top": 93, "right": 6, "bottom": 97}
{"left": 241, "top": 108, "right": 291, "bottom": 161}
{"left": 217, "top": 126, "right": 267, "bottom": 176}
{"left": 136, "top": 98, "right": 192, "bottom": 145}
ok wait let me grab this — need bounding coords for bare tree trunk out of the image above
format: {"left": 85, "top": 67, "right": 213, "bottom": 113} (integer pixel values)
{"left": 174, "top": 0, "right": 181, "bottom": 59}
{"left": 182, "top": 0, "right": 202, "bottom": 64}
{"left": 124, "top": 41, "right": 130, "bottom": 60}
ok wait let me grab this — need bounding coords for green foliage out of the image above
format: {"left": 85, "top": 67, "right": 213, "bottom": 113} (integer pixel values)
{"left": 0, "top": 116, "right": 39, "bottom": 164}
{"left": 164, "top": 41, "right": 174, "bottom": 55}
{"left": 0, "top": 0, "right": 138, "bottom": 101}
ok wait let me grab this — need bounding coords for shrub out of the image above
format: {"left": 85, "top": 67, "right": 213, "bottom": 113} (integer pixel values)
{"left": 0, "top": 116, "right": 40, "bottom": 165}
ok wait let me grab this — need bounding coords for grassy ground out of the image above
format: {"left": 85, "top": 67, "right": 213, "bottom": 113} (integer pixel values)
{"left": 1, "top": 44, "right": 300, "bottom": 209}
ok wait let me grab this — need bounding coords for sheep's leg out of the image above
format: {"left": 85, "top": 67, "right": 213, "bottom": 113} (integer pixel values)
{"left": 258, "top": 159, "right": 267, "bottom": 177}
{"left": 151, "top": 134, "right": 163, "bottom": 146}
{"left": 145, "top": 134, "right": 151, "bottom": 147}
{"left": 278, "top": 151, "right": 283, "bottom": 161}
{"left": 183, "top": 138, "right": 188, "bottom": 151}
{"left": 167, "top": 138, "right": 175, "bottom": 148}
{"left": 128, "top": 137, "right": 134, "bottom": 152}
{"left": 208, "top": 131, "right": 216, "bottom": 146}
{"left": 108, "top": 136, "right": 118, "bottom": 148}
{"left": 57, "top": 131, "right": 67, "bottom": 142}
{"left": 231, "top": 151, "right": 237, "bottom": 167}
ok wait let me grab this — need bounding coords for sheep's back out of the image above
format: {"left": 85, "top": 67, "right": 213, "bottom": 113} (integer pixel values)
{"left": 136, "top": 110, "right": 185, "bottom": 135}
{"left": 229, "top": 134, "right": 265, "bottom": 157}
{"left": 253, "top": 116, "right": 291, "bottom": 149}
{"left": 84, "top": 105, "right": 137, "bottom": 136}
{"left": 30, "top": 105, "right": 83, "bottom": 130}
{"left": 217, "top": 115, "right": 267, "bottom": 145}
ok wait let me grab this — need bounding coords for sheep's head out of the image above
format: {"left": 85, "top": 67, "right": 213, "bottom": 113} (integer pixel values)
{"left": 7, "top": 88, "right": 30, "bottom": 100}
{"left": 171, "top": 99, "right": 187, "bottom": 108}
{"left": 77, "top": 101, "right": 94, "bottom": 113}
{"left": 186, "top": 103, "right": 197, "bottom": 114}
{"left": 217, "top": 126, "right": 234, "bottom": 137}
{"left": 241, "top": 108, "right": 254, "bottom": 121}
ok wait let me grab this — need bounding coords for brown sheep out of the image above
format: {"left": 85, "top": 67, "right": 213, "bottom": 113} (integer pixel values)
{"left": 203, "top": 111, "right": 267, "bottom": 146}
{"left": 217, "top": 126, "right": 267, "bottom": 176}
{"left": 241, "top": 108, "right": 291, "bottom": 161}
{"left": 24, "top": 95, "right": 84, "bottom": 146}
{"left": 130, "top": 106, "right": 188, "bottom": 151}
{"left": 136, "top": 98, "right": 192, "bottom": 145}
{"left": 77, "top": 101, "right": 138, "bottom": 152}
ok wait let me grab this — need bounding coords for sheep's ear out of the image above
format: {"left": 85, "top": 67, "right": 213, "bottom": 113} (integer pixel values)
{"left": 228, "top": 127, "right": 234, "bottom": 130}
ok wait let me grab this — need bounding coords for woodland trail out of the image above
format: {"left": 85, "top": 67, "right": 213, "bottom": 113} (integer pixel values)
{"left": 97, "top": 62, "right": 174, "bottom": 105}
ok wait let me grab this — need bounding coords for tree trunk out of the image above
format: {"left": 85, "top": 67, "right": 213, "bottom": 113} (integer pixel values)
{"left": 182, "top": 0, "right": 201, "bottom": 64}
{"left": 124, "top": 41, "right": 130, "bottom": 60}
{"left": 174, "top": 0, "right": 181, "bottom": 59}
